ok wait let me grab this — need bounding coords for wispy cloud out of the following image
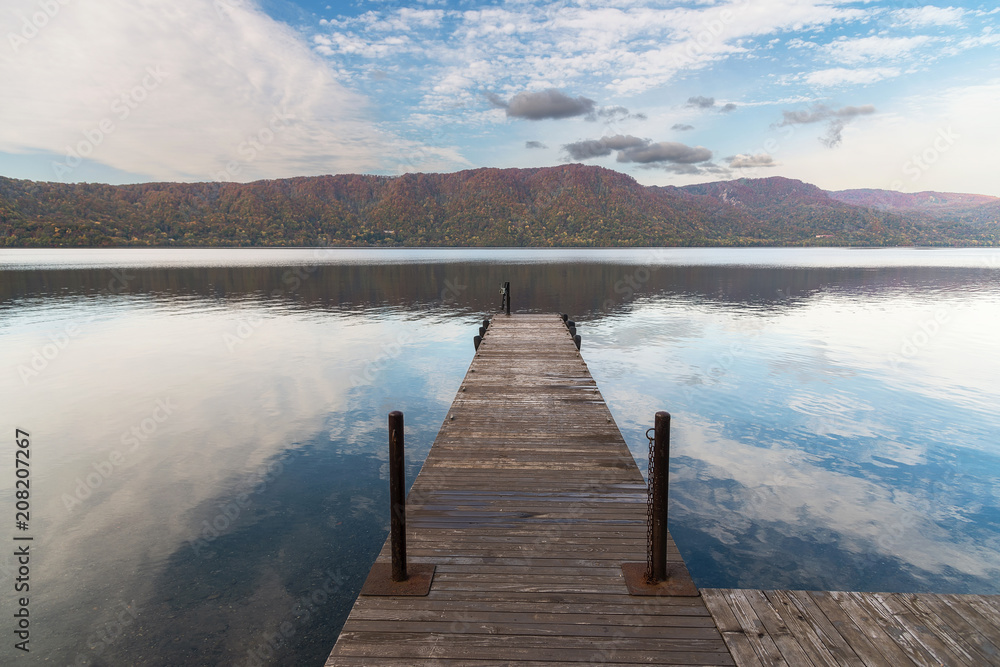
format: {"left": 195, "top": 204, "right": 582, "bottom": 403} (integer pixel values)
{"left": 727, "top": 153, "right": 777, "bottom": 168}
{"left": 0, "top": 0, "right": 393, "bottom": 181}
{"left": 778, "top": 103, "right": 876, "bottom": 148}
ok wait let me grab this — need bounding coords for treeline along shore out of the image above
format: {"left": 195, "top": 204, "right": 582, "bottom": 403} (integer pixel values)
{"left": 1, "top": 164, "right": 997, "bottom": 247}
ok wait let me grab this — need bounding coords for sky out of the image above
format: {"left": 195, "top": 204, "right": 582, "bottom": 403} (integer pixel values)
{"left": 1, "top": 0, "right": 998, "bottom": 195}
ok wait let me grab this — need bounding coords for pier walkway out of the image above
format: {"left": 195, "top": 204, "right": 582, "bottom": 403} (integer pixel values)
{"left": 327, "top": 313, "right": 732, "bottom": 665}
{"left": 327, "top": 313, "right": 1000, "bottom": 666}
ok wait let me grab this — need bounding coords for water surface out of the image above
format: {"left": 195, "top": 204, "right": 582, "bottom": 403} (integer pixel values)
{"left": 1, "top": 247, "right": 998, "bottom": 665}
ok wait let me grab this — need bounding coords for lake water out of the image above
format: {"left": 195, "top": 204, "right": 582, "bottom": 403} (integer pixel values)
{"left": 1, "top": 247, "right": 999, "bottom": 666}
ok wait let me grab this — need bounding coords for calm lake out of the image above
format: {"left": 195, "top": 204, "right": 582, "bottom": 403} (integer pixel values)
{"left": 1, "top": 247, "right": 999, "bottom": 666}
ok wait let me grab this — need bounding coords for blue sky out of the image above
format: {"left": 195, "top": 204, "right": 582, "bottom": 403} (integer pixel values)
{"left": 1, "top": 0, "right": 998, "bottom": 194}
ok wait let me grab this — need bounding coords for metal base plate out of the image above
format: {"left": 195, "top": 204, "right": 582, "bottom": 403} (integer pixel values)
{"left": 621, "top": 562, "right": 699, "bottom": 597}
{"left": 360, "top": 563, "right": 436, "bottom": 596}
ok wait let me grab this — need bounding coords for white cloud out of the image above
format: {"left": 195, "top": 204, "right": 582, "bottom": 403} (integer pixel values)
{"left": 0, "top": 0, "right": 398, "bottom": 182}
{"left": 316, "top": 0, "right": 873, "bottom": 103}
{"left": 821, "top": 35, "right": 933, "bottom": 65}
{"left": 892, "top": 6, "right": 965, "bottom": 28}
{"left": 804, "top": 66, "right": 901, "bottom": 87}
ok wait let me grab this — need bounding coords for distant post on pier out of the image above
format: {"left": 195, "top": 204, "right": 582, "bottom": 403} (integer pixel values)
{"left": 621, "top": 411, "right": 698, "bottom": 596}
{"left": 359, "top": 411, "right": 436, "bottom": 596}
{"left": 500, "top": 281, "right": 511, "bottom": 316}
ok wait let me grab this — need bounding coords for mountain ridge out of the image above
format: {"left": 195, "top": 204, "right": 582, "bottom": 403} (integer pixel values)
{"left": 1, "top": 165, "right": 996, "bottom": 247}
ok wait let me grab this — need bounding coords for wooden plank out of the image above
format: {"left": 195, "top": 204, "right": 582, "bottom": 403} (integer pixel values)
{"left": 326, "top": 314, "right": 733, "bottom": 665}
{"left": 765, "top": 591, "right": 864, "bottom": 667}
{"left": 701, "top": 589, "right": 765, "bottom": 667}
{"left": 760, "top": 590, "right": 853, "bottom": 667}
{"left": 805, "top": 591, "right": 898, "bottom": 667}
{"left": 871, "top": 592, "right": 977, "bottom": 666}
{"left": 722, "top": 589, "right": 788, "bottom": 666}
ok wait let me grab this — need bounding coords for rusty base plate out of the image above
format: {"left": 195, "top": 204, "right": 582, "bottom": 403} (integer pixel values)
{"left": 621, "top": 562, "right": 699, "bottom": 597}
{"left": 360, "top": 563, "right": 436, "bottom": 596}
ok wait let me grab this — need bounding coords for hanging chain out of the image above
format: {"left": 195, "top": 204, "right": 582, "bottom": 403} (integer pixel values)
{"left": 644, "top": 426, "right": 656, "bottom": 583}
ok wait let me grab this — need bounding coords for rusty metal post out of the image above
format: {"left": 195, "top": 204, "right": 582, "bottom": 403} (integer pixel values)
{"left": 621, "top": 411, "right": 696, "bottom": 596}
{"left": 650, "top": 411, "right": 670, "bottom": 582}
{"left": 388, "top": 411, "right": 407, "bottom": 582}
{"left": 359, "top": 411, "right": 435, "bottom": 596}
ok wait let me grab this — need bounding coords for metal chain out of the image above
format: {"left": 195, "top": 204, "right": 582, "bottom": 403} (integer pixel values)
{"left": 644, "top": 426, "right": 656, "bottom": 583}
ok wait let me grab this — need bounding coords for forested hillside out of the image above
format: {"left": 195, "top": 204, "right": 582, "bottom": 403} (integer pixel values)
{"left": 1, "top": 165, "right": 996, "bottom": 247}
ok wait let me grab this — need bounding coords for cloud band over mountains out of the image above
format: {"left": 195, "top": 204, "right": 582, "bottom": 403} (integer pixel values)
{"left": 563, "top": 134, "right": 712, "bottom": 166}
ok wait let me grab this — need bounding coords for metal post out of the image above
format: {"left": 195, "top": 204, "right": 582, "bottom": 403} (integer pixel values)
{"left": 474, "top": 335, "right": 482, "bottom": 350}
{"left": 483, "top": 318, "right": 490, "bottom": 330}
{"left": 561, "top": 313, "right": 568, "bottom": 323}
{"left": 504, "top": 282, "right": 511, "bottom": 315}
{"left": 573, "top": 334, "right": 581, "bottom": 350}
{"left": 388, "top": 411, "right": 407, "bottom": 582}
{"left": 650, "top": 411, "right": 670, "bottom": 582}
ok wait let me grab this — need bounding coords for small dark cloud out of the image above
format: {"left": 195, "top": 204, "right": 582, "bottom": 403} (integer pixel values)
{"left": 726, "top": 153, "right": 776, "bottom": 168}
{"left": 618, "top": 142, "right": 712, "bottom": 164}
{"left": 488, "top": 88, "right": 596, "bottom": 120}
{"left": 563, "top": 134, "right": 647, "bottom": 160}
{"left": 686, "top": 96, "right": 715, "bottom": 108}
{"left": 777, "top": 103, "right": 876, "bottom": 147}
{"left": 671, "top": 123, "right": 695, "bottom": 131}
{"left": 595, "top": 106, "right": 647, "bottom": 121}
{"left": 525, "top": 141, "right": 548, "bottom": 149}
{"left": 720, "top": 103, "right": 737, "bottom": 113}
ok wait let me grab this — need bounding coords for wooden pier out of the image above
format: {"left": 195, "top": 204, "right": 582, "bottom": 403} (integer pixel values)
{"left": 327, "top": 313, "right": 1000, "bottom": 666}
